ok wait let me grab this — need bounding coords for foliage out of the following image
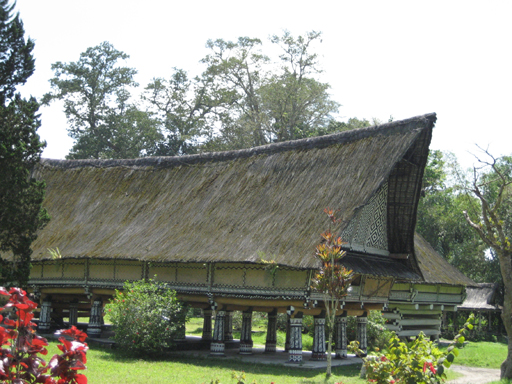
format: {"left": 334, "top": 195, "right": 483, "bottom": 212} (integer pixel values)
{"left": 416, "top": 150, "right": 498, "bottom": 283}
{"left": 311, "top": 208, "right": 353, "bottom": 378}
{"left": 461, "top": 151, "right": 512, "bottom": 379}
{"left": 142, "top": 68, "right": 212, "bottom": 156}
{"left": 0, "top": 0, "right": 49, "bottom": 286}
{"left": 105, "top": 278, "right": 187, "bottom": 356}
{"left": 356, "top": 314, "right": 475, "bottom": 384}
{"left": 197, "top": 31, "right": 340, "bottom": 151}
{"left": 42, "top": 41, "right": 161, "bottom": 159}
{"left": 0, "top": 286, "right": 88, "bottom": 383}
{"left": 346, "top": 311, "right": 393, "bottom": 352}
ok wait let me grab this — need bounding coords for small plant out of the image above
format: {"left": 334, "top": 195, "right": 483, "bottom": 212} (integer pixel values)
{"left": 311, "top": 208, "right": 353, "bottom": 378}
{"left": 0, "top": 286, "right": 88, "bottom": 384}
{"left": 105, "top": 277, "right": 187, "bottom": 356}
{"left": 356, "top": 314, "right": 475, "bottom": 384}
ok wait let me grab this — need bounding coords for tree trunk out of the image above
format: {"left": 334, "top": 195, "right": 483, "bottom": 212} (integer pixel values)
{"left": 326, "top": 318, "right": 333, "bottom": 378}
{"left": 501, "top": 284, "right": 512, "bottom": 379}
{"left": 499, "top": 250, "right": 512, "bottom": 379}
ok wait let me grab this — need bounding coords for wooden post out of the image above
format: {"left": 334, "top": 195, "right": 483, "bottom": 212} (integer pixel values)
{"left": 356, "top": 313, "right": 368, "bottom": 357}
{"left": 284, "top": 314, "right": 291, "bottom": 352}
{"left": 310, "top": 314, "right": 326, "bottom": 361}
{"left": 38, "top": 297, "right": 52, "bottom": 333}
{"left": 87, "top": 297, "right": 104, "bottom": 338}
{"left": 224, "top": 310, "right": 233, "bottom": 341}
{"left": 334, "top": 312, "right": 348, "bottom": 359}
{"left": 265, "top": 309, "right": 278, "bottom": 353}
{"left": 68, "top": 302, "right": 78, "bottom": 326}
{"left": 239, "top": 310, "right": 253, "bottom": 355}
{"left": 202, "top": 309, "right": 213, "bottom": 341}
{"left": 288, "top": 314, "right": 303, "bottom": 363}
{"left": 210, "top": 310, "right": 226, "bottom": 356}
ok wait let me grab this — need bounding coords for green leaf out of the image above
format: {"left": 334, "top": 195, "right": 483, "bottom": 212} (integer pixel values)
{"left": 452, "top": 348, "right": 459, "bottom": 357}
{"left": 437, "top": 365, "right": 444, "bottom": 376}
{"left": 457, "top": 336, "right": 465, "bottom": 344}
{"left": 447, "top": 353, "right": 455, "bottom": 363}
{"left": 443, "top": 360, "right": 452, "bottom": 368}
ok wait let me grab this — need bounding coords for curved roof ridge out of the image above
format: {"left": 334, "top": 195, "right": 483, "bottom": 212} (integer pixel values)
{"left": 40, "top": 113, "right": 437, "bottom": 169}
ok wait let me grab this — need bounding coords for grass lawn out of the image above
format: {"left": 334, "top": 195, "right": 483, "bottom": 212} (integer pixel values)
{"left": 440, "top": 341, "right": 508, "bottom": 369}
{"left": 49, "top": 317, "right": 469, "bottom": 384}
{"left": 47, "top": 340, "right": 365, "bottom": 384}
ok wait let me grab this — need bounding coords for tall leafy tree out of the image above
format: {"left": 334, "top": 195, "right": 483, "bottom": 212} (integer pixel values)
{"left": 142, "top": 68, "right": 216, "bottom": 156}
{"left": 263, "top": 31, "right": 339, "bottom": 141}
{"left": 198, "top": 31, "right": 340, "bottom": 151}
{"left": 43, "top": 41, "right": 161, "bottom": 159}
{"left": 416, "top": 151, "right": 497, "bottom": 282}
{"left": 462, "top": 151, "right": 512, "bottom": 379}
{"left": 0, "top": 0, "right": 49, "bottom": 286}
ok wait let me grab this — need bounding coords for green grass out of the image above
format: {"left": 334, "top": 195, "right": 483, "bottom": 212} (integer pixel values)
{"left": 46, "top": 340, "right": 366, "bottom": 384}
{"left": 440, "top": 341, "right": 508, "bottom": 369}
{"left": 62, "top": 318, "right": 505, "bottom": 383}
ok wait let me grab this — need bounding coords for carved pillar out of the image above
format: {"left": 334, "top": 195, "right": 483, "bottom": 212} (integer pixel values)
{"left": 38, "top": 298, "right": 52, "bottom": 333}
{"left": 202, "top": 309, "right": 213, "bottom": 341}
{"left": 288, "top": 316, "right": 303, "bottom": 363}
{"left": 87, "top": 298, "right": 104, "bottom": 338}
{"left": 265, "top": 309, "right": 278, "bottom": 353}
{"left": 68, "top": 302, "right": 78, "bottom": 326}
{"left": 334, "top": 314, "right": 348, "bottom": 358}
{"left": 311, "top": 315, "right": 326, "bottom": 361}
{"left": 224, "top": 310, "right": 233, "bottom": 341}
{"left": 239, "top": 310, "right": 253, "bottom": 354}
{"left": 356, "top": 314, "right": 368, "bottom": 357}
{"left": 284, "top": 314, "right": 291, "bottom": 351}
{"left": 210, "top": 310, "right": 226, "bottom": 356}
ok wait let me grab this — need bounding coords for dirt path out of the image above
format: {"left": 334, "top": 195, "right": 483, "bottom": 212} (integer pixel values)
{"left": 448, "top": 365, "right": 501, "bottom": 384}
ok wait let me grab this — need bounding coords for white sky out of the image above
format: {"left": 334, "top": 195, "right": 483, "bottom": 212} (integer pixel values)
{"left": 14, "top": 0, "right": 512, "bottom": 169}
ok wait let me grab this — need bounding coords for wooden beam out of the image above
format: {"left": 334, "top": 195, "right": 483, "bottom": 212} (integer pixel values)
{"left": 394, "top": 319, "right": 442, "bottom": 326}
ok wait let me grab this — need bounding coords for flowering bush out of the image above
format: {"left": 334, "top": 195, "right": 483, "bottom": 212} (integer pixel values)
{"left": 355, "top": 314, "right": 475, "bottom": 384}
{"left": 0, "top": 286, "right": 88, "bottom": 384}
{"left": 105, "top": 278, "right": 187, "bottom": 356}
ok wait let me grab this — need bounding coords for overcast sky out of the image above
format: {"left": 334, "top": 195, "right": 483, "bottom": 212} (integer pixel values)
{"left": 14, "top": 0, "right": 512, "bottom": 169}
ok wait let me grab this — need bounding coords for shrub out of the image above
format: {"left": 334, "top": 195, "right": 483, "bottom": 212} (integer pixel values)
{"left": 105, "top": 278, "right": 187, "bottom": 356}
{"left": 346, "top": 311, "right": 393, "bottom": 352}
{"left": 355, "top": 314, "right": 475, "bottom": 384}
{"left": 0, "top": 287, "right": 88, "bottom": 384}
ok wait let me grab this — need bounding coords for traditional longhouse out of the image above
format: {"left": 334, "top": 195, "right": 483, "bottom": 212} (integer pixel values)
{"left": 28, "top": 113, "right": 438, "bottom": 362}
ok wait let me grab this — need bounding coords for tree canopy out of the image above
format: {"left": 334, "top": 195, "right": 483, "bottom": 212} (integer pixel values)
{"left": 0, "top": 0, "right": 49, "bottom": 286}
{"left": 43, "top": 41, "right": 161, "bottom": 159}
{"left": 46, "top": 32, "right": 349, "bottom": 158}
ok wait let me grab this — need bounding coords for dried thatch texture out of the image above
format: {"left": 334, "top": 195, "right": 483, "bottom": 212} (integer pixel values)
{"left": 30, "top": 114, "right": 436, "bottom": 270}
{"left": 459, "top": 283, "right": 501, "bottom": 311}
{"left": 413, "top": 233, "right": 477, "bottom": 286}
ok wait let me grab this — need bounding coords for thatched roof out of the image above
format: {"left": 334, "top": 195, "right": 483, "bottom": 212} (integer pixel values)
{"left": 413, "top": 233, "right": 477, "bottom": 286}
{"left": 459, "top": 283, "right": 501, "bottom": 311}
{"left": 30, "top": 113, "right": 436, "bottom": 274}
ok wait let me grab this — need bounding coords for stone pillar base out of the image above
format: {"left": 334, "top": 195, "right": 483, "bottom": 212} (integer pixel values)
{"left": 287, "top": 349, "right": 303, "bottom": 363}
{"left": 239, "top": 341, "right": 253, "bottom": 355}
{"left": 210, "top": 342, "right": 225, "bottom": 356}
{"left": 310, "top": 352, "right": 327, "bottom": 361}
